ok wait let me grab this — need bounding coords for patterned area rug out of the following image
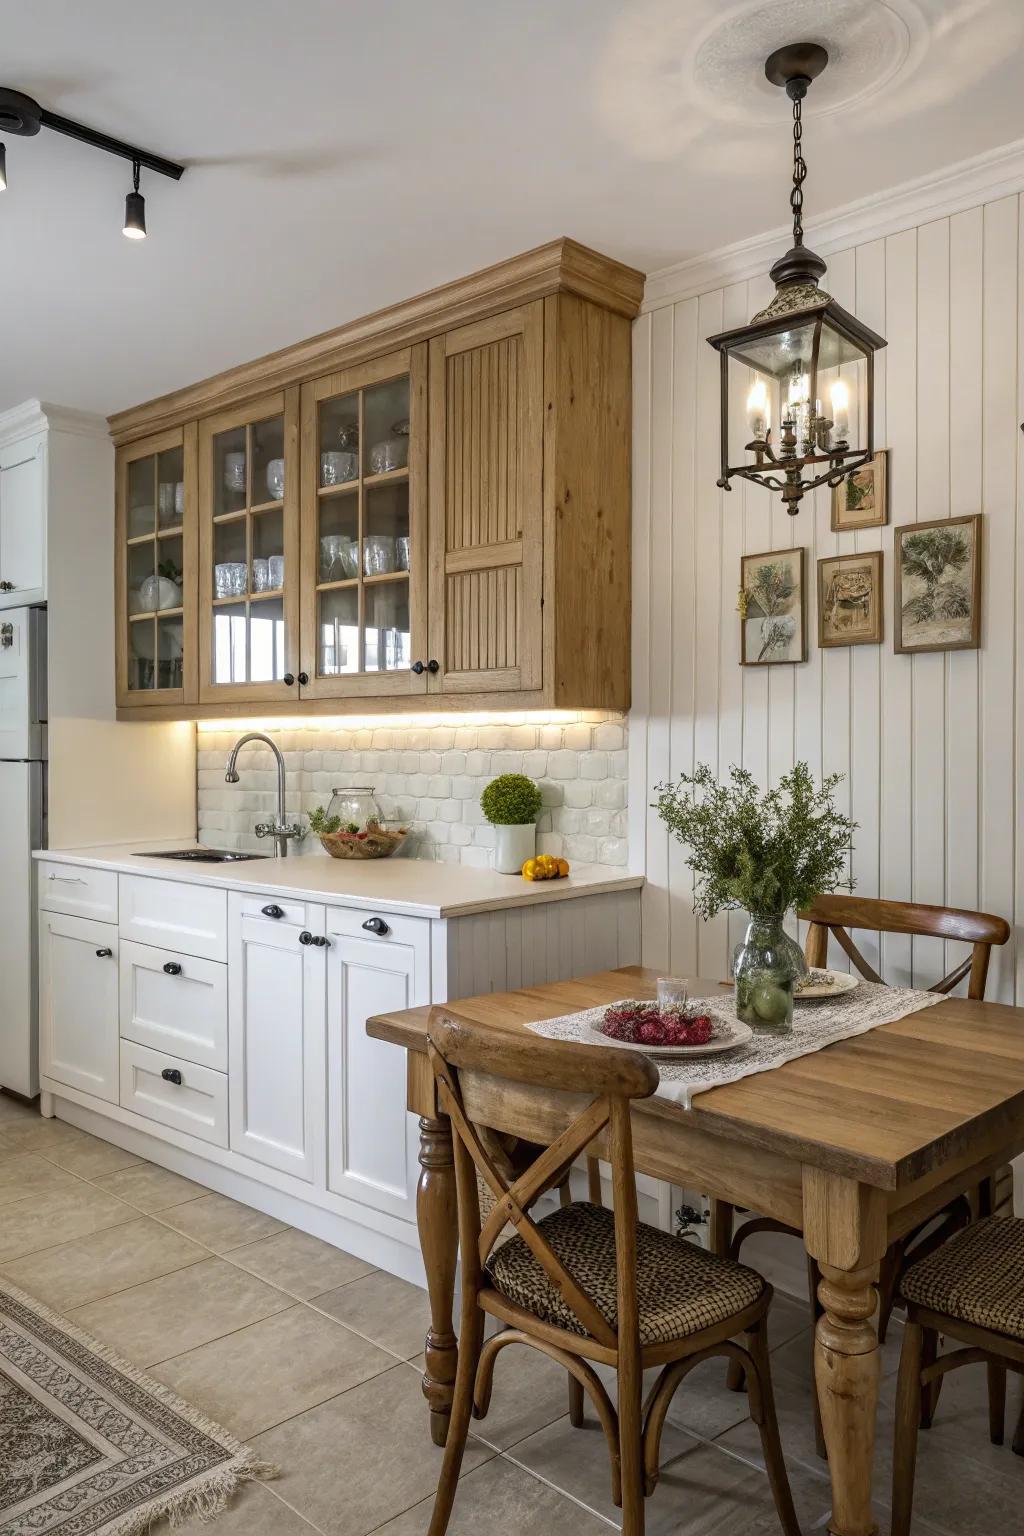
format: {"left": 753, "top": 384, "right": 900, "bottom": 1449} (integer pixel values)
{"left": 0, "top": 1278, "right": 275, "bottom": 1535}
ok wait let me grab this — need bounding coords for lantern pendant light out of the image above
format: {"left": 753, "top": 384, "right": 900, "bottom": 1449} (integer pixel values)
{"left": 707, "top": 43, "right": 886, "bottom": 513}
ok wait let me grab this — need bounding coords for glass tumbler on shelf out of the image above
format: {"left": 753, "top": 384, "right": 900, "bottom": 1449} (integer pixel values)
{"left": 326, "top": 786, "right": 383, "bottom": 832}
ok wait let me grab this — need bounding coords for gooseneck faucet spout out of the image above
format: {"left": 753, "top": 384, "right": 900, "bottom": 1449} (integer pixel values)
{"left": 224, "top": 732, "right": 304, "bottom": 858}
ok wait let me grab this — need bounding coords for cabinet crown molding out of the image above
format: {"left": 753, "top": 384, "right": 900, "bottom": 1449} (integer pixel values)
{"left": 108, "top": 238, "right": 646, "bottom": 447}
{"left": 0, "top": 399, "right": 110, "bottom": 449}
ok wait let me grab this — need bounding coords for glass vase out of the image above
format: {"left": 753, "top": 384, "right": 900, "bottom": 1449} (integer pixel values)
{"left": 733, "top": 913, "right": 803, "bottom": 1033}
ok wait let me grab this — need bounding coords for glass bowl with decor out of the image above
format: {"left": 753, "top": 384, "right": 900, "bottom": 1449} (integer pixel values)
{"left": 480, "top": 773, "right": 543, "bottom": 874}
{"left": 308, "top": 788, "right": 408, "bottom": 860}
{"left": 653, "top": 763, "right": 855, "bottom": 1033}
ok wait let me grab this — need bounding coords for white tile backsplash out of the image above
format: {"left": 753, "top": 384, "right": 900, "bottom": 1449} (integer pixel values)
{"left": 196, "top": 712, "right": 629, "bottom": 868}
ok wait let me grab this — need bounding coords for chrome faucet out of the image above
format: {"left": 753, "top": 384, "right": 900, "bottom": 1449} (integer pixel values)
{"left": 224, "top": 732, "right": 305, "bottom": 858}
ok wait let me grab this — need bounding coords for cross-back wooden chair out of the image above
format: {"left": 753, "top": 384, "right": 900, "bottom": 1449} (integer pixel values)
{"left": 711, "top": 894, "right": 1011, "bottom": 1457}
{"left": 426, "top": 1008, "right": 801, "bottom": 1536}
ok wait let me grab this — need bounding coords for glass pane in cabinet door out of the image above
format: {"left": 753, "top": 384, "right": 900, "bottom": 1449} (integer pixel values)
{"left": 318, "top": 392, "right": 359, "bottom": 488}
{"left": 156, "top": 445, "right": 184, "bottom": 529}
{"left": 251, "top": 416, "right": 285, "bottom": 506}
{"left": 127, "top": 541, "right": 156, "bottom": 616}
{"left": 251, "top": 508, "right": 284, "bottom": 593}
{"left": 213, "top": 517, "right": 248, "bottom": 600}
{"left": 128, "top": 618, "right": 156, "bottom": 691}
{"left": 212, "top": 603, "right": 248, "bottom": 684}
{"left": 156, "top": 614, "right": 184, "bottom": 691}
{"left": 213, "top": 425, "right": 247, "bottom": 516}
{"left": 364, "top": 482, "right": 409, "bottom": 576}
{"left": 127, "top": 456, "right": 156, "bottom": 538}
{"left": 250, "top": 596, "right": 286, "bottom": 683}
{"left": 318, "top": 491, "right": 358, "bottom": 583}
{"left": 363, "top": 378, "right": 410, "bottom": 477}
{"left": 156, "top": 533, "right": 184, "bottom": 609}
{"left": 364, "top": 579, "right": 410, "bottom": 672}
{"left": 319, "top": 586, "right": 359, "bottom": 676}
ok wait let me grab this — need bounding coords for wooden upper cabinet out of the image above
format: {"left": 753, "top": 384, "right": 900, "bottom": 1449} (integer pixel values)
{"left": 427, "top": 304, "right": 543, "bottom": 697}
{"left": 115, "top": 425, "right": 198, "bottom": 709}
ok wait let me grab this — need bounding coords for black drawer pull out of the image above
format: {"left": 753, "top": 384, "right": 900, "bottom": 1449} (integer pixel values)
{"left": 261, "top": 904, "right": 284, "bottom": 919}
{"left": 95, "top": 947, "right": 113, "bottom": 958}
{"left": 161, "top": 1067, "right": 183, "bottom": 1086}
{"left": 361, "top": 916, "right": 390, "bottom": 937}
{"left": 163, "top": 961, "right": 182, "bottom": 976}
{"left": 298, "top": 930, "right": 314, "bottom": 945}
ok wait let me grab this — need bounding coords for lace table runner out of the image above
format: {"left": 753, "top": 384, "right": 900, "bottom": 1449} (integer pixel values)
{"left": 523, "top": 980, "right": 944, "bottom": 1109}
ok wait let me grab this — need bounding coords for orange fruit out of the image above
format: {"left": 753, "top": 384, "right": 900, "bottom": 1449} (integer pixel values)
{"left": 522, "top": 858, "right": 539, "bottom": 880}
{"left": 557, "top": 858, "right": 570, "bottom": 878}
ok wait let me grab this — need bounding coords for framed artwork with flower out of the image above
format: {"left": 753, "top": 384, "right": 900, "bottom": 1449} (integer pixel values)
{"left": 831, "top": 449, "right": 888, "bottom": 531}
{"left": 739, "top": 547, "right": 807, "bottom": 665}
{"left": 894, "top": 513, "right": 982, "bottom": 653}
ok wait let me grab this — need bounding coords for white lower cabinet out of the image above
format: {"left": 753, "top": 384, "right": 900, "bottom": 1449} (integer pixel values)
{"left": 325, "top": 908, "right": 429, "bottom": 1221}
{"left": 119, "top": 1040, "right": 228, "bottom": 1147}
{"left": 119, "top": 940, "right": 227, "bottom": 1071}
{"left": 228, "top": 894, "right": 326, "bottom": 1184}
{"left": 40, "top": 912, "right": 118, "bottom": 1102}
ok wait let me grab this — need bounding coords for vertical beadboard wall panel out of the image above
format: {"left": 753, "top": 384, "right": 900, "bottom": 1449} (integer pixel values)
{"left": 633, "top": 194, "right": 1022, "bottom": 1005}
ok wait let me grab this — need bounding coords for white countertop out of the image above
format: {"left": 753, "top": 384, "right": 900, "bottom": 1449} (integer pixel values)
{"left": 35, "top": 841, "right": 643, "bottom": 920}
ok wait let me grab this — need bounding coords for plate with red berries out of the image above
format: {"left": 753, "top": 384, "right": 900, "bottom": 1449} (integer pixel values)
{"left": 590, "top": 1000, "right": 753, "bottom": 1059}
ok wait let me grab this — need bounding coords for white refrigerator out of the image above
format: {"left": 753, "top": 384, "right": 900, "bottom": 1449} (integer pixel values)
{"left": 0, "top": 606, "right": 46, "bottom": 1098}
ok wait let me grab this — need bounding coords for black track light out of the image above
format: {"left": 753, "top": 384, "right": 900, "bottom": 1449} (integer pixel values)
{"left": 123, "top": 158, "right": 146, "bottom": 239}
{"left": 0, "top": 143, "right": 6, "bottom": 191}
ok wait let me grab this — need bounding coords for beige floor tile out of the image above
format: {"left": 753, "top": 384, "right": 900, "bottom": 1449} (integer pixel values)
{"left": 254, "top": 1363, "right": 493, "bottom": 1535}
{"left": 0, "top": 1093, "right": 39, "bottom": 1126}
{"left": 2, "top": 1215, "right": 206, "bottom": 1310}
{"left": 311, "top": 1270, "right": 430, "bottom": 1358}
{"left": 158, "top": 1191, "right": 287, "bottom": 1253}
{"left": 154, "top": 1479, "right": 323, "bottom": 1534}
{"left": 152, "top": 1303, "right": 394, "bottom": 1437}
{"left": 645, "top": 1438, "right": 831, "bottom": 1535}
{"left": 374, "top": 1455, "right": 613, "bottom": 1534}
{"left": 92, "top": 1161, "right": 207, "bottom": 1212}
{"left": 0, "top": 1116, "right": 96, "bottom": 1155}
{"left": 229, "top": 1227, "right": 375, "bottom": 1300}
{"left": 41, "top": 1128, "right": 144, "bottom": 1179}
{"left": 441, "top": 1337, "right": 580, "bottom": 1451}
{"left": 0, "top": 1153, "right": 85, "bottom": 1211}
{"left": 0, "top": 1181, "right": 135, "bottom": 1263}
{"left": 69, "top": 1255, "right": 292, "bottom": 1366}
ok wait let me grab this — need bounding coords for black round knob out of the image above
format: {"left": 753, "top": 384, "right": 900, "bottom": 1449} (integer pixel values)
{"left": 261, "top": 904, "right": 284, "bottom": 919}
{"left": 410, "top": 660, "right": 425, "bottom": 675}
{"left": 298, "top": 930, "right": 314, "bottom": 945}
{"left": 426, "top": 659, "right": 440, "bottom": 674}
{"left": 361, "top": 916, "right": 390, "bottom": 937}
{"left": 312, "top": 934, "right": 330, "bottom": 947}
{"left": 0, "top": 580, "right": 14, "bottom": 593}
{"left": 298, "top": 671, "right": 309, "bottom": 685}
{"left": 95, "top": 947, "right": 113, "bottom": 958}
{"left": 160, "top": 1067, "right": 183, "bottom": 1086}
{"left": 163, "top": 961, "right": 182, "bottom": 976}
{"left": 284, "top": 672, "right": 295, "bottom": 686}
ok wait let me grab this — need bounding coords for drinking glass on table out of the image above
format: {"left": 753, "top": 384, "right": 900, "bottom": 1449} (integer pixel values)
{"left": 657, "top": 976, "right": 689, "bottom": 1014}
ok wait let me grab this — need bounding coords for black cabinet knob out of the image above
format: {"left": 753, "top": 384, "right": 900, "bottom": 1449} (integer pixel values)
{"left": 426, "top": 659, "right": 440, "bottom": 674}
{"left": 161, "top": 1067, "right": 183, "bottom": 1086}
{"left": 163, "top": 961, "right": 182, "bottom": 976}
{"left": 283, "top": 672, "right": 295, "bottom": 686}
{"left": 410, "top": 660, "right": 425, "bottom": 675}
{"left": 312, "top": 934, "right": 330, "bottom": 948}
{"left": 261, "top": 904, "right": 284, "bottom": 919}
{"left": 0, "top": 580, "right": 14, "bottom": 592}
{"left": 298, "top": 930, "right": 314, "bottom": 945}
{"left": 297, "top": 671, "right": 309, "bottom": 685}
{"left": 361, "top": 916, "right": 390, "bottom": 937}
{"left": 95, "top": 947, "right": 113, "bottom": 958}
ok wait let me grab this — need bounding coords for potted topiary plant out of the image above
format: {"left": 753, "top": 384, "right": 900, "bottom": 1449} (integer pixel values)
{"left": 481, "top": 773, "right": 543, "bottom": 874}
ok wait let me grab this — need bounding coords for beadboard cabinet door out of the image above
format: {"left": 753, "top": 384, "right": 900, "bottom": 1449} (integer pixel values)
{"left": 427, "top": 302, "right": 544, "bottom": 698}
{"left": 0, "top": 430, "right": 45, "bottom": 606}
{"left": 39, "top": 912, "right": 119, "bottom": 1103}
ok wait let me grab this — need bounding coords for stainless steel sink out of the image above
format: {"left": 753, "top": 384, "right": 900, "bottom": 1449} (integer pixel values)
{"left": 135, "top": 849, "right": 271, "bottom": 863}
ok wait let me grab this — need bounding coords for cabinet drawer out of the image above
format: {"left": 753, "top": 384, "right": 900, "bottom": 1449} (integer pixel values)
{"left": 119, "top": 875, "right": 227, "bottom": 961}
{"left": 325, "top": 906, "right": 429, "bottom": 948}
{"left": 119, "top": 940, "right": 227, "bottom": 1071}
{"left": 39, "top": 862, "right": 118, "bottom": 924}
{"left": 119, "top": 1040, "right": 228, "bottom": 1147}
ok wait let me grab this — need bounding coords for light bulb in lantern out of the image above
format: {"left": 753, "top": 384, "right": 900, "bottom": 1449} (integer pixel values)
{"left": 830, "top": 379, "right": 850, "bottom": 442}
{"left": 746, "top": 377, "right": 769, "bottom": 441}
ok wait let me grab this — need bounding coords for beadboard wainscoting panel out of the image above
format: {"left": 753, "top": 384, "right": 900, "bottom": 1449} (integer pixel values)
{"left": 632, "top": 192, "right": 1023, "bottom": 1005}
{"left": 197, "top": 713, "right": 628, "bottom": 869}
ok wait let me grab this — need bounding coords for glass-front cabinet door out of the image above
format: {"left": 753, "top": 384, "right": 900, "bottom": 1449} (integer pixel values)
{"left": 198, "top": 389, "right": 299, "bottom": 705}
{"left": 299, "top": 346, "right": 427, "bottom": 699}
{"left": 115, "top": 425, "right": 197, "bottom": 708}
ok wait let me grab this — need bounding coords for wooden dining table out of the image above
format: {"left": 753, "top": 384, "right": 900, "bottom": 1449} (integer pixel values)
{"left": 366, "top": 963, "right": 1024, "bottom": 1536}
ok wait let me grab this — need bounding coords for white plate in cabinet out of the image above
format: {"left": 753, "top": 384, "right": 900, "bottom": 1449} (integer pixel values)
{"left": 325, "top": 909, "right": 429, "bottom": 1221}
{"left": 39, "top": 862, "right": 118, "bottom": 924}
{"left": 39, "top": 912, "right": 118, "bottom": 1103}
{"left": 119, "top": 1040, "right": 228, "bottom": 1148}
{"left": 119, "top": 940, "right": 227, "bottom": 1072}
{"left": 228, "top": 895, "right": 326, "bottom": 1184}
{"left": 119, "top": 875, "right": 227, "bottom": 961}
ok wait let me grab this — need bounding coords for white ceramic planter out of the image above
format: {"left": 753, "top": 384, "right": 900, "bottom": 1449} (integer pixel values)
{"left": 492, "top": 822, "right": 536, "bottom": 874}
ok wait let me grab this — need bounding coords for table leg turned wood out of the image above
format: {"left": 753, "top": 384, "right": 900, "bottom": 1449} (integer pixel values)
{"left": 418, "top": 1114, "right": 460, "bottom": 1447}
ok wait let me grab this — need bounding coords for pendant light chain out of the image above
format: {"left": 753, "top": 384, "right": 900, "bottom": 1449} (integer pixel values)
{"left": 790, "top": 92, "right": 806, "bottom": 247}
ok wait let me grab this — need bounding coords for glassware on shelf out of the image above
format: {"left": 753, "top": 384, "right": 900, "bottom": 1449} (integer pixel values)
{"left": 394, "top": 536, "right": 411, "bottom": 572}
{"left": 252, "top": 558, "right": 270, "bottom": 593}
{"left": 265, "top": 458, "right": 285, "bottom": 500}
{"left": 223, "top": 451, "right": 246, "bottom": 493}
{"left": 268, "top": 555, "right": 285, "bottom": 590}
{"left": 215, "top": 562, "right": 247, "bottom": 598}
{"left": 175, "top": 481, "right": 185, "bottom": 517}
{"left": 363, "top": 534, "right": 395, "bottom": 576}
{"left": 368, "top": 422, "right": 409, "bottom": 475}
{"left": 320, "top": 450, "right": 358, "bottom": 486}
{"left": 319, "top": 535, "right": 358, "bottom": 582}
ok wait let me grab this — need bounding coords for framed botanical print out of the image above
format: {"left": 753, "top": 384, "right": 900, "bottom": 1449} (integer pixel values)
{"left": 818, "top": 551, "right": 883, "bottom": 647}
{"left": 739, "top": 547, "right": 807, "bottom": 665}
{"left": 831, "top": 450, "right": 888, "bottom": 532}
{"left": 894, "top": 513, "right": 982, "bottom": 653}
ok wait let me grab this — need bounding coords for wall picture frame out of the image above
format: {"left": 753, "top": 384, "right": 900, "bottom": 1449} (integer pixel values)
{"left": 739, "top": 547, "right": 807, "bottom": 665}
{"left": 817, "top": 551, "right": 883, "bottom": 648}
{"left": 894, "top": 513, "right": 982, "bottom": 654}
{"left": 831, "top": 450, "right": 888, "bottom": 532}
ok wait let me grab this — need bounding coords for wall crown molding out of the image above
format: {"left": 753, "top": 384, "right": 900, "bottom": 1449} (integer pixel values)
{"left": 643, "top": 136, "right": 1024, "bottom": 308}
{"left": 0, "top": 399, "right": 110, "bottom": 449}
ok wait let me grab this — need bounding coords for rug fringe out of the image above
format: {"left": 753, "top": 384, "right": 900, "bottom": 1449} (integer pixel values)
{"left": 101, "top": 1455, "right": 279, "bottom": 1534}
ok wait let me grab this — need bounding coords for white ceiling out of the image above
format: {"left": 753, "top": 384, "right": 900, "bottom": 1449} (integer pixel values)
{"left": 4, "top": 0, "right": 1024, "bottom": 417}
